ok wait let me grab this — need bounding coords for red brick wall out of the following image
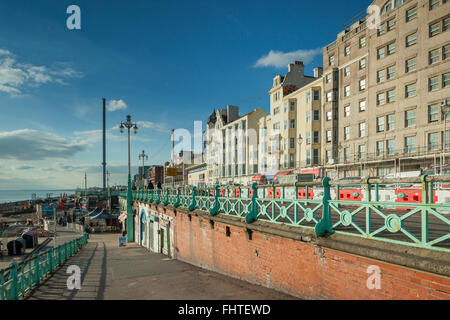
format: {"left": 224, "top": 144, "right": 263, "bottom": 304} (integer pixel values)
{"left": 160, "top": 207, "right": 450, "bottom": 300}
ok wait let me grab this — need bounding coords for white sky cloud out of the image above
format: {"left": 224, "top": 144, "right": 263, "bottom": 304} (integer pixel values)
{"left": 254, "top": 48, "right": 322, "bottom": 68}
{"left": 0, "top": 48, "right": 82, "bottom": 96}
{"left": 107, "top": 99, "right": 127, "bottom": 112}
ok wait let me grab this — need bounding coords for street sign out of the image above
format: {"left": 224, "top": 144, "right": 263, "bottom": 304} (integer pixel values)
{"left": 167, "top": 167, "right": 178, "bottom": 176}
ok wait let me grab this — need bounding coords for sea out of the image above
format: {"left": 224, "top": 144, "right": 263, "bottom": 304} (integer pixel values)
{"left": 0, "top": 190, "right": 76, "bottom": 204}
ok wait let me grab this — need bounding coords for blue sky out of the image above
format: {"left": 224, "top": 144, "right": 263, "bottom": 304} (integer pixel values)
{"left": 0, "top": 0, "right": 370, "bottom": 189}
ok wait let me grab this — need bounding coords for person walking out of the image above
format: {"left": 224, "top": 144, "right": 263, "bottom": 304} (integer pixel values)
{"left": 157, "top": 181, "right": 162, "bottom": 189}
{"left": 148, "top": 181, "right": 154, "bottom": 190}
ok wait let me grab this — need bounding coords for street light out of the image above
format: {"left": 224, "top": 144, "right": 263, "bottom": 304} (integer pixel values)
{"left": 119, "top": 114, "right": 138, "bottom": 242}
{"left": 139, "top": 150, "right": 148, "bottom": 190}
{"left": 297, "top": 134, "right": 303, "bottom": 171}
{"left": 442, "top": 99, "right": 450, "bottom": 168}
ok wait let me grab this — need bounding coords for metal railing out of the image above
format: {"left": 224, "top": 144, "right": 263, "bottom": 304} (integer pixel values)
{"left": 0, "top": 233, "right": 88, "bottom": 300}
{"left": 120, "top": 175, "right": 450, "bottom": 252}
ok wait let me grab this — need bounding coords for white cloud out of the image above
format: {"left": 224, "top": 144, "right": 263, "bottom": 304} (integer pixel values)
{"left": 136, "top": 121, "right": 168, "bottom": 133}
{"left": 254, "top": 48, "right": 322, "bottom": 68}
{"left": 107, "top": 99, "right": 127, "bottom": 112}
{"left": 0, "top": 49, "right": 82, "bottom": 96}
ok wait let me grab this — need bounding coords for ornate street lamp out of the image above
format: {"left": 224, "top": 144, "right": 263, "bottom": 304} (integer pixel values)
{"left": 120, "top": 115, "right": 138, "bottom": 242}
{"left": 297, "top": 134, "right": 303, "bottom": 170}
{"left": 139, "top": 150, "right": 148, "bottom": 190}
{"left": 442, "top": 99, "right": 450, "bottom": 168}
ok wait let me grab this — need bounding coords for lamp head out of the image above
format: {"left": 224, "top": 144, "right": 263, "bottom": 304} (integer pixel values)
{"left": 133, "top": 124, "right": 138, "bottom": 134}
{"left": 119, "top": 123, "right": 125, "bottom": 134}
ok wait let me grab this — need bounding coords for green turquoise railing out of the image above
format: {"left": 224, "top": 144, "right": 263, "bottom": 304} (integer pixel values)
{"left": 0, "top": 233, "right": 88, "bottom": 300}
{"left": 121, "top": 175, "right": 450, "bottom": 252}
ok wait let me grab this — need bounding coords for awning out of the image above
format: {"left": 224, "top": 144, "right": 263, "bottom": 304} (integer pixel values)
{"left": 252, "top": 175, "right": 266, "bottom": 182}
{"left": 274, "top": 171, "right": 293, "bottom": 181}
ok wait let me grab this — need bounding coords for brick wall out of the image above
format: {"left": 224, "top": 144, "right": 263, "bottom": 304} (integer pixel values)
{"left": 155, "top": 206, "right": 450, "bottom": 300}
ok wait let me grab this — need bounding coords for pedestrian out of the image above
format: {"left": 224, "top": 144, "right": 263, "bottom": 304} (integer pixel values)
{"left": 157, "top": 181, "right": 162, "bottom": 189}
{"left": 148, "top": 181, "right": 154, "bottom": 190}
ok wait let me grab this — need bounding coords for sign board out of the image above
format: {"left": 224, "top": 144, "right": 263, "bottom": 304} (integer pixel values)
{"left": 167, "top": 167, "right": 178, "bottom": 177}
{"left": 119, "top": 236, "right": 127, "bottom": 247}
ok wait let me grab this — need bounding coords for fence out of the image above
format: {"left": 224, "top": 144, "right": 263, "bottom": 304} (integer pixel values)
{"left": 119, "top": 175, "right": 450, "bottom": 253}
{"left": 0, "top": 233, "right": 88, "bottom": 300}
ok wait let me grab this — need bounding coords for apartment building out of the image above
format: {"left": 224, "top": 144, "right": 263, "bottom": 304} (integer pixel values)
{"left": 322, "top": 0, "right": 450, "bottom": 178}
{"left": 205, "top": 105, "right": 267, "bottom": 185}
{"left": 258, "top": 61, "right": 323, "bottom": 176}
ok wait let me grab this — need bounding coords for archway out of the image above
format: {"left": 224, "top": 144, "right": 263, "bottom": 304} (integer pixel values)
{"left": 140, "top": 208, "right": 147, "bottom": 246}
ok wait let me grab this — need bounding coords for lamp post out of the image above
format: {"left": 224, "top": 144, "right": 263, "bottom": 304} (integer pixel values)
{"left": 297, "top": 134, "right": 303, "bottom": 172}
{"left": 139, "top": 150, "right": 148, "bottom": 190}
{"left": 120, "top": 115, "right": 138, "bottom": 242}
{"left": 442, "top": 99, "right": 450, "bottom": 169}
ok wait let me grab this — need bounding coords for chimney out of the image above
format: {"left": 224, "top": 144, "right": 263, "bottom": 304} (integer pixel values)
{"left": 288, "top": 61, "right": 304, "bottom": 75}
{"left": 314, "top": 67, "right": 323, "bottom": 78}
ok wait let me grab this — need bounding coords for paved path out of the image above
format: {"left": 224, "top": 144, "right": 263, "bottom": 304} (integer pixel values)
{"left": 25, "top": 233, "right": 295, "bottom": 300}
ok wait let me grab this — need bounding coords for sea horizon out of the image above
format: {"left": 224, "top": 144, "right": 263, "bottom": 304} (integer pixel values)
{"left": 0, "top": 189, "right": 77, "bottom": 204}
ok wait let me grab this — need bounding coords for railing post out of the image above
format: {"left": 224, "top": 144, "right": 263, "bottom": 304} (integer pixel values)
{"left": 245, "top": 183, "right": 258, "bottom": 223}
{"left": 156, "top": 189, "right": 161, "bottom": 205}
{"left": 33, "top": 253, "right": 40, "bottom": 285}
{"left": 294, "top": 183, "right": 299, "bottom": 223}
{"left": 315, "top": 177, "right": 334, "bottom": 236}
{"left": 188, "top": 187, "right": 197, "bottom": 211}
{"left": 8, "top": 262, "right": 18, "bottom": 300}
{"left": 210, "top": 185, "right": 220, "bottom": 216}
{"left": 421, "top": 175, "right": 429, "bottom": 246}
{"left": 164, "top": 188, "right": 169, "bottom": 206}
{"left": 174, "top": 187, "right": 181, "bottom": 208}
{"left": 366, "top": 178, "right": 372, "bottom": 236}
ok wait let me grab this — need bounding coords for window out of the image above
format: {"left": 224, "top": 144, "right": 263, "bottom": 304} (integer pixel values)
{"left": 359, "top": 36, "right": 366, "bottom": 48}
{"left": 344, "top": 105, "right": 350, "bottom": 117}
{"left": 428, "top": 104, "right": 439, "bottom": 122}
{"left": 290, "top": 119, "right": 296, "bottom": 129}
{"left": 329, "top": 55, "right": 335, "bottom": 66}
{"left": 359, "top": 58, "right": 366, "bottom": 69}
{"left": 284, "top": 102, "right": 288, "bottom": 112}
{"left": 430, "top": 0, "right": 440, "bottom": 10}
{"left": 377, "top": 70, "right": 385, "bottom": 83}
{"left": 290, "top": 138, "right": 295, "bottom": 149}
{"left": 406, "top": 33, "right": 417, "bottom": 47}
{"left": 359, "top": 79, "right": 366, "bottom": 91}
{"left": 445, "top": 130, "right": 450, "bottom": 149}
{"left": 430, "top": 22, "right": 440, "bottom": 37}
{"left": 313, "top": 110, "right": 320, "bottom": 120}
{"left": 344, "top": 67, "right": 350, "bottom": 77}
{"left": 326, "top": 111, "right": 332, "bottom": 121}
{"left": 406, "top": 7, "right": 417, "bottom": 22}
{"left": 444, "top": 18, "right": 450, "bottom": 32}
{"left": 359, "top": 145, "right": 366, "bottom": 159}
{"left": 406, "top": 57, "right": 416, "bottom": 73}
{"left": 273, "top": 107, "right": 280, "bottom": 115}
{"left": 359, "top": 123, "right": 366, "bottom": 137}
{"left": 344, "top": 86, "right": 350, "bottom": 97}
{"left": 326, "top": 130, "right": 332, "bottom": 142}
{"left": 443, "top": 73, "right": 450, "bottom": 87}
{"left": 284, "top": 138, "right": 289, "bottom": 151}
{"left": 306, "top": 111, "right": 311, "bottom": 123}
{"left": 387, "top": 42, "right": 396, "bottom": 55}
{"left": 377, "top": 92, "right": 386, "bottom": 106}
{"left": 284, "top": 120, "right": 288, "bottom": 130}
{"left": 326, "top": 150, "right": 333, "bottom": 163}
{"left": 313, "top": 149, "right": 319, "bottom": 165}
{"left": 444, "top": 45, "right": 450, "bottom": 60}
{"left": 359, "top": 100, "right": 366, "bottom": 112}
{"left": 273, "top": 122, "right": 280, "bottom": 130}
{"left": 306, "top": 91, "right": 312, "bottom": 103}
{"left": 405, "top": 109, "right": 416, "bottom": 127}
{"left": 429, "top": 76, "right": 439, "bottom": 91}
{"left": 345, "top": 46, "right": 350, "bottom": 56}
{"left": 387, "top": 139, "right": 395, "bottom": 155}
{"left": 327, "top": 91, "right": 332, "bottom": 102}
{"left": 387, "top": 114, "right": 395, "bottom": 131}
{"left": 306, "top": 149, "right": 311, "bottom": 165}
{"left": 313, "top": 90, "right": 320, "bottom": 101}
{"left": 313, "top": 131, "right": 319, "bottom": 144}
{"left": 344, "top": 126, "right": 350, "bottom": 140}
{"left": 290, "top": 101, "right": 296, "bottom": 111}
{"left": 427, "top": 50, "right": 440, "bottom": 68}
{"left": 378, "top": 24, "right": 386, "bottom": 36}
{"left": 405, "top": 83, "right": 416, "bottom": 98}
{"left": 377, "top": 141, "right": 385, "bottom": 156}
{"left": 429, "top": 133, "right": 440, "bottom": 151}
{"left": 387, "top": 66, "right": 396, "bottom": 79}
{"left": 344, "top": 148, "right": 350, "bottom": 161}
{"left": 387, "top": 90, "right": 395, "bottom": 103}
{"left": 326, "top": 73, "right": 332, "bottom": 83}
{"left": 387, "top": 19, "right": 396, "bottom": 31}
{"left": 377, "top": 47, "right": 386, "bottom": 59}
{"left": 377, "top": 117, "right": 385, "bottom": 132}
{"left": 306, "top": 131, "right": 311, "bottom": 144}
{"left": 405, "top": 136, "right": 416, "bottom": 153}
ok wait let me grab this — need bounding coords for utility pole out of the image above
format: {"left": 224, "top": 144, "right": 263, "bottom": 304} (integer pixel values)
{"left": 106, "top": 171, "right": 111, "bottom": 210}
{"left": 139, "top": 150, "right": 148, "bottom": 190}
{"left": 172, "top": 129, "right": 175, "bottom": 188}
{"left": 102, "top": 98, "right": 107, "bottom": 191}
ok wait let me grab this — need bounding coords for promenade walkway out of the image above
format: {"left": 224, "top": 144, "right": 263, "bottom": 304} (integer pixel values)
{"left": 25, "top": 233, "right": 295, "bottom": 300}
